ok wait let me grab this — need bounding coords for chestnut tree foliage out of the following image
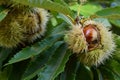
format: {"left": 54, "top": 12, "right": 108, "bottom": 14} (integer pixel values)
{"left": 0, "top": 0, "right": 120, "bottom": 80}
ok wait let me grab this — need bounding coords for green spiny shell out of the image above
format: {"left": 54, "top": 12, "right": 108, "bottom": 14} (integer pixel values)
{"left": 65, "top": 24, "right": 88, "bottom": 53}
{"left": 22, "top": 8, "right": 49, "bottom": 42}
{"left": 79, "top": 20, "right": 115, "bottom": 66}
{"left": 0, "top": 17, "right": 24, "bottom": 48}
{"left": 65, "top": 20, "right": 115, "bottom": 66}
{"left": 0, "top": 5, "right": 49, "bottom": 47}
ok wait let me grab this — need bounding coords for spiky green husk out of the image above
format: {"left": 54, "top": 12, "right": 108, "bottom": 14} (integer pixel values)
{"left": 65, "top": 24, "right": 88, "bottom": 53}
{"left": 65, "top": 20, "right": 115, "bottom": 66}
{"left": 23, "top": 8, "right": 49, "bottom": 42}
{"left": 0, "top": 4, "right": 49, "bottom": 48}
{"left": 0, "top": 7, "right": 26, "bottom": 48}
{"left": 79, "top": 20, "right": 115, "bottom": 66}
{"left": 0, "top": 20, "right": 24, "bottom": 48}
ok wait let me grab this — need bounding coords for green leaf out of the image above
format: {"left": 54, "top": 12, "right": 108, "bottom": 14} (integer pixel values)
{"left": 38, "top": 43, "right": 71, "bottom": 80}
{"left": 60, "top": 54, "right": 80, "bottom": 80}
{"left": 94, "top": 18, "right": 112, "bottom": 28}
{"left": 0, "top": 48, "right": 13, "bottom": 69}
{"left": 105, "top": 59, "right": 120, "bottom": 77}
{"left": 110, "top": 19, "right": 120, "bottom": 28}
{"left": 70, "top": 3, "right": 102, "bottom": 17}
{"left": 13, "top": 0, "right": 72, "bottom": 15}
{"left": 75, "top": 65, "right": 93, "bottom": 80}
{"left": 0, "top": 66, "right": 12, "bottom": 80}
{"left": 53, "top": 0, "right": 68, "bottom": 7}
{"left": 22, "top": 41, "right": 64, "bottom": 80}
{"left": 57, "top": 13, "right": 74, "bottom": 26}
{"left": 100, "top": 67, "right": 120, "bottom": 80}
{"left": 0, "top": 9, "right": 9, "bottom": 22}
{"left": 46, "top": 22, "right": 68, "bottom": 36}
{"left": 92, "top": 69, "right": 103, "bottom": 80}
{"left": 8, "top": 60, "right": 29, "bottom": 80}
{"left": 51, "top": 23, "right": 69, "bottom": 35}
{"left": 5, "top": 33, "right": 63, "bottom": 66}
{"left": 111, "top": 23, "right": 120, "bottom": 35}
{"left": 95, "top": 6, "right": 120, "bottom": 19}
{"left": 50, "top": 17, "right": 58, "bottom": 27}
